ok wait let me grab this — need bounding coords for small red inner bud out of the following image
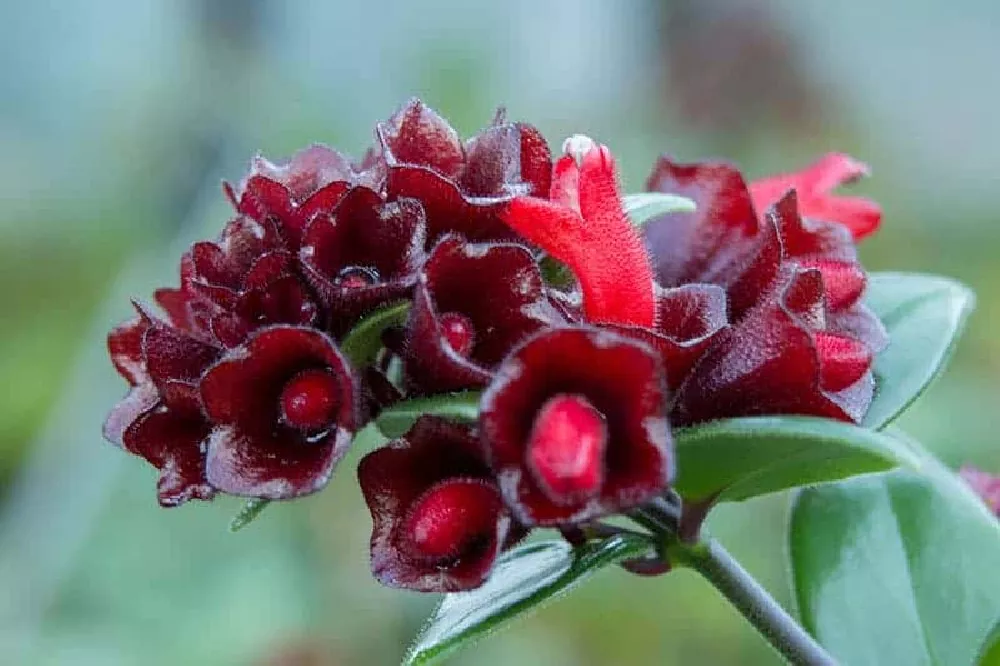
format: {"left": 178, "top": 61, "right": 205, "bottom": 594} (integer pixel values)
{"left": 439, "top": 312, "right": 476, "bottom": 357}
{"left": 526, "top": 394, "right": 608, "bottom": 505}
{"left": 336, "top": 265, "right": 379, "bottom": 289}
{"left": 402, "top": 479, "right": 501, "bottom": 561}
{"left": 815, "top": 332, "right": 872, "bottom": 392}
{"left": 280, "top": 368, "right": 340, "bottom": 432}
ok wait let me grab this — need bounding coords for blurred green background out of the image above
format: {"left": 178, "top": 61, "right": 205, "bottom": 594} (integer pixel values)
{"left": 2, "top": 1, "right": 998, "bottom": 664}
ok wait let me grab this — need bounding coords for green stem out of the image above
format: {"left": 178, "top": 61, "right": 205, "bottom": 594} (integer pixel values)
{"left": 672, "top": 538, "right": 836, "bottom": 666}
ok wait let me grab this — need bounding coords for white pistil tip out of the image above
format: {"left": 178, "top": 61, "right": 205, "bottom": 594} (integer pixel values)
{"left": 562, "top": 134, "right": 596, "bottom": 167}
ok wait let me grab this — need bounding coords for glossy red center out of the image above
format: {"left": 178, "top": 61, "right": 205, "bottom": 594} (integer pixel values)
{"left": 527, "top": 394, "right": 608, "bottom": 504}
{"left": 280, "top": 368, "right": 340, "bottom": 431}
{"left": 403, "top": 479, "right": 500, "bottom": 561}
{"left": 336, "top": 265, "right": 379, "bottom": 289}
{"left": 439, "top": 312, "right": 475, "bottom": 357}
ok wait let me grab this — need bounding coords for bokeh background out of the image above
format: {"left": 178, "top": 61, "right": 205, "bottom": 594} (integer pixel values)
{"left": 2, "top": 1, "right": 998, "bottom": 664}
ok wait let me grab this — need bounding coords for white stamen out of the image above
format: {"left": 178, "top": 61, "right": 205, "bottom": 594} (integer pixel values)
{"left": 562, "top": 134, "right": 596, "bottom": 167}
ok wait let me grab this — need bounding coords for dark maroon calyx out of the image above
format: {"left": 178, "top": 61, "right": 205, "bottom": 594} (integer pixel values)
{"left": 280, "top": 369, "right": 342, "bottom": 432}
{"left": 399, "top": 478, "right": 502, "bottom": 563}
{"left": 526, "top": 394, "right": 608, "bottom": 505}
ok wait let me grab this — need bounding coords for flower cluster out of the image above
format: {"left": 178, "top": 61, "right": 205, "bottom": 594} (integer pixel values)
{"left": 105, "top": 98, "right": 885, "bottom": 591}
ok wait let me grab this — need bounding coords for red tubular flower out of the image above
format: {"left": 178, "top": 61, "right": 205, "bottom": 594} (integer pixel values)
{"left": 502, "top": 136, "right": 657, "bottom": 328}
{"left": 402, "top": 235, "right": 564, "bottom": 393}
{"left": 104, "top": 307, "right": 221, "bottom": 506}
{"left": 748, "top": 152, "right": 881, "bottom": 240}
{"left": 960, "top": 466, "right": 1000, "bottom": 517}
{"left": 300, "top": 187, "right": 426, "bottom": 334}
{"left": 378, "top": 99, "right": 552, "bottom": 244}
{"left": 357, "top": 417, "right": 518, "bottom": 592}
{"left": 199, "top": 325, "right": 358, "bottom": 499}
{"left": 480, "top": 326, "right": 673, "bottom": 526}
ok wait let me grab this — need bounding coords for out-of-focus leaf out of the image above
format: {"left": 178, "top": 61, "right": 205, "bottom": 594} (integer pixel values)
{"left": 863, "top": 272, "right": 974, "bottom": 429}
{"left": 789, "top": 433, "right": 1000, "bottom": 666}
{"left": 622, "top": 192, "right": 696, "bottom": 226}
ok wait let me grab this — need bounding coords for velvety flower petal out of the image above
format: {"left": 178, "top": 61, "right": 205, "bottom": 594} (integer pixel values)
{"left": 749, "top": 153, "right": 881, "bottom": 239}
{"left": 503, "top": 138, "right": 656, "bottom": 327}
{"left": 378, "top": 98, "right": 465, "bottom": 178}
{"left": 403, "top": 236, "right": 562, "bottom": 393}
{"left": 358, "top": 416, "right": 515, "bottom": 592}
{"left": 200, "top": 325, "right": 358, "bottom": 499}
{"left": 610, "top": 284, "right": 729, "bottom": 391}
{"left": 672, "top": 267, "right": 874, "bottom": 425}
{"left": 108, "top": 315, "right": 150, "bottom": 386}
{"left": 480, "top": 326, "right": 673, "bottom": 526}
{"left": 300, "top": 187, "right": 426, "bottom": 333}
{"left": 644, "top": 158, "right": 759, "bottom": 289}
{"left": 123, "top": 402, "right": 216, "bottom": 507}
{"left": 141, "top": 310, "right": 223, "bottom": 389}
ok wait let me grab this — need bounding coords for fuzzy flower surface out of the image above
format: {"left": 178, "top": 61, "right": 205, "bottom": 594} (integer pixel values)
{"left": 105, "top": 98, "right": 885, "bottom": 591}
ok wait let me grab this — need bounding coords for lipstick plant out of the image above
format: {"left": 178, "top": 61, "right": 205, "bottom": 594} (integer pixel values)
{"left": 104, "top": 100, "right": 999, "bottom": 665}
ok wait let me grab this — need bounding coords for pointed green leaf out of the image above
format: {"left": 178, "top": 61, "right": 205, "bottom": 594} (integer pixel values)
{"left": 790, "top": 433, "right": 1000, "bottom": 666}
{"left": 979, "top": 622, "right": 1000, "bottom": 666}
{"left": 622, "top": 192, "right": 696, "bottom": 226}
{"left": 229, "top": 498, "right": 270, "bottom": 532}
{"left": 673, "top": 416, "right": 919, "bottom": 503}
{"left": 405, "top": 534, "right": 653, "bottom": 665}
{"left": 863, "top": 273, "right": 974, "bottom": 429}
{"left": 339, "top": 301, "right": 411, "bottom": 368}
{"left": 375, "top": 391, "right": 482, "bottom": 439}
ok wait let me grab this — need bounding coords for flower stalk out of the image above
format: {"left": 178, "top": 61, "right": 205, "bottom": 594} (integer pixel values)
{"left": 669, "top": 537, "right": 836, "bottom": 666}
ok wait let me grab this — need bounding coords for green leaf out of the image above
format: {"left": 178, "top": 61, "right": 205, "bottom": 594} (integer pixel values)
{"left": 979, "top": 622, "right": 1000, "bottom": 666}
{"left": 789, "top": 433, "right": 1000, "bottom": 666}
{"left": 375, "top": 392, "right": 482, "bottom": 439}
{"left": 863, "top": 272, "right": 974, "bottom": 429}
{"left": 339, "top": 301, "right": 411, "bottom": 367}
{"left": 405, "top": 533, "right": 652, "bottom": 665}
{"left": 673, "top": 416, "right": 919, "bottom": 503}
{"left": 229, "top": 498, "right": 270, "bottom": 533}
{"left": 622, "top": 192, "right": 696, "bottom": 226}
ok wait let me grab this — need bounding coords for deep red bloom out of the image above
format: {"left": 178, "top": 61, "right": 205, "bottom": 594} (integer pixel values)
{"left": 480, "top": 326, "right": 673, "bottom": 526}
{"left": 199, "top": 325, "right": 358, "bottom": 499}
{"left": 300, "top": 186, "right": 426, "bottom": 334}
{"left": 104, "top": 307, "right": 221, "bottom": 506}
{"left": 225, "top": 144, "right": 383, "bottom": 250}
{"left": 357, "top": 417, "right": 518, "bottom": 591}
{"left": 960, "top": 466, "right": 1000, "bottom": 517}
{"left": 502, "top": 136, "right": 657, "bottom": 328}
{"left": 402, "top": 235, "right": 564, "bottom": 393}
{"left": 379, "top": 99, "right": 552, "bottom": 244}
{"left": 748, "top": 153, "right": 881, "bottom": 240}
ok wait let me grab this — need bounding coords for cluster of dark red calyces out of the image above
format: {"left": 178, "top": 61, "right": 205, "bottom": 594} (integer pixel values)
{"left": 105, "top": 98, "right": 885, "bottom": 592}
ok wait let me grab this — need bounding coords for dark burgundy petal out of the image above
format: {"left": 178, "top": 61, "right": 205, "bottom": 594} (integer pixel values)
{"left": 142, "top": 314, "right": 222, "bottom": 388}
{"left": 480, "top": 326, "right": 672, "bottom": 526}
{"left": 300, "top": 187, "right": 425, "bottom": 332}
{"left": 108, "top": 316, "right": 150, "bottom": 386}
{"left": 516, "top": 122, "right": 552, "bottom": 197}
{"left": 358, "top": 417, "right": 512, "bottom": 591}
{"left": 378, "top": 98, "right": 465, "bottom": 177}
{"left": 205, "top": 425, "right": 352, "bottom": 499}
{"left": 461, "top": 123, "right": 525, "bottom": 198}
{"left": 124, "top": 403, "right": 215, "bottom": 507}
{"left": 103, "top": 383, "right": 158, "bottom": 447}
{"left": 827, "top": 303, "right": 890, "bottom": 354}
{"left": 211, "top": 275, "right": 319, "bottom": 347}
{"left": 610, "top": 284, "right": 729, "bottom": 391}
{"left": 248, "top": 145, "right": 355, "bottom": 202}
{"left": 199, "top": 326, "right": 358, "bottom": 499}
{"left": 672, "top": 267, "right": 873, "bottom": 425}
{"left": 644, "top": 158, "right": 759, "bottom": 289}
{"left": 403, "top": 236, "right": 563, "bottom": 393}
